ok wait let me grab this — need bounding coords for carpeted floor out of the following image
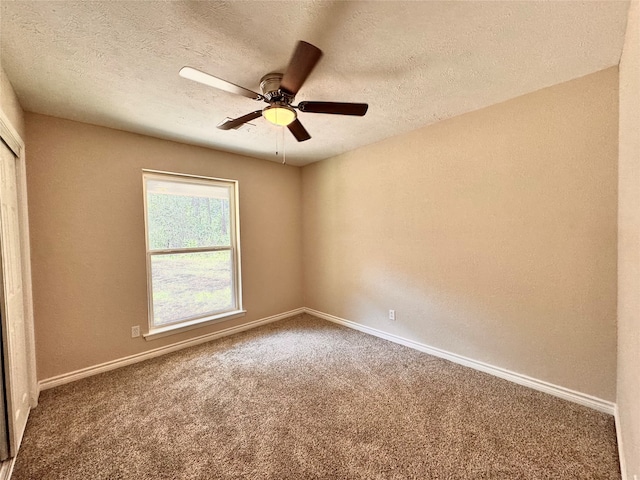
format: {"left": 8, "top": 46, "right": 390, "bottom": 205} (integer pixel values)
{"left": 13, "top": 314, "right": 620, "bottom": 479}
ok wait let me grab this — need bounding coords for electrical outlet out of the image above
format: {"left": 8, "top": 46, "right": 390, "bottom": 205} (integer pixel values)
{"left": 389, "top": 310, "right": 396, "bottom": 321}
{"left": 131, "top": 325, "right": 140, "bottom": 338}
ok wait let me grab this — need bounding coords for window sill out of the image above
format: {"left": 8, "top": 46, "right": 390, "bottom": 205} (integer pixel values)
{"left": 143, "top": 310, "right": 246, "bottom": 341}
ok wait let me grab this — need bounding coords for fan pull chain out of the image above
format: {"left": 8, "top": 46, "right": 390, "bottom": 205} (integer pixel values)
{"left": 274, "top": 128, "right": 286, "bottom": 165}
{"left": 282, "top": 126, "right": 286, "bottom": 165}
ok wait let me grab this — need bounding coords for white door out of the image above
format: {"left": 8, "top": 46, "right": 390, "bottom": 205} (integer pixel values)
{"left": 0, "top": 140, "right": 29, "bottom": 454}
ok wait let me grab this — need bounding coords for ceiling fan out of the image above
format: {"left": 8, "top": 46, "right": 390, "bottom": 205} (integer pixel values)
{"left": 179, "top": 41, "right": 368, "bottom": 142}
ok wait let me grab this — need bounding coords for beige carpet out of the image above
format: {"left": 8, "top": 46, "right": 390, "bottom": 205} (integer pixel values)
{"left": 13, "top": 314, "right": 620, "bottom": 479}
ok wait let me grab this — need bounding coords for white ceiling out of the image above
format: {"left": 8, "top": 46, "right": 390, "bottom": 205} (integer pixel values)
{"left": 0, "top": 1, "right": 630, "bottom": 166}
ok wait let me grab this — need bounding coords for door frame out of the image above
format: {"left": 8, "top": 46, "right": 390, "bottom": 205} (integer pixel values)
{"left": 0, "top": 110, "right": 38, "bottom": 416}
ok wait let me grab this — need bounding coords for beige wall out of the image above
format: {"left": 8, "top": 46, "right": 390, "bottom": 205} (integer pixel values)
{"left": 18, "top": 54, "right": 623, "bottom": 419}
{"left": 617, "top": 1, "right": 640, "bottom": 477}
{"left": 0, "top": 65, "right": 25, "bottom": 140}
{"left": 302, "top": 67, "right": 619, "bottom": 401}
{"left": 25, "top": 114, "right": 303, "bottom": 380}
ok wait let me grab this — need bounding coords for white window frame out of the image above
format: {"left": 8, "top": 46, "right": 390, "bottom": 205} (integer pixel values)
{"left": 142, "top": 169, "right": 244, "bottom": 340}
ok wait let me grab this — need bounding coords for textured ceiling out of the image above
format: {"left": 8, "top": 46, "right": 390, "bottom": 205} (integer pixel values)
{"left": 0, "top": 1, "right": 630, "bottom": 166}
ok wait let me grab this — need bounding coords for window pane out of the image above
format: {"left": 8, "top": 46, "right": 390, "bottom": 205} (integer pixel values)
{"left": 150, "top": 251, "right": 234, "bottom": 326}
{"left": 146, "top": 179, "right": 231, "bottom": 249}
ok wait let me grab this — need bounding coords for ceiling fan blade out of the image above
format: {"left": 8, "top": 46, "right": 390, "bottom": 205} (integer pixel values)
{"left": 287, "top": 119, "right": 311, "bottom": 142}
{"left": 279, "top": 41, "right": 323, "bottom": 96}
{"left": 217, "top": 110, "right": 263, "bottom": 130}
{"left": 297, "top": 101, "right": 368, "bottom": 116}
{"left": 179, "top": 67, "right": 264, "bottom": 101}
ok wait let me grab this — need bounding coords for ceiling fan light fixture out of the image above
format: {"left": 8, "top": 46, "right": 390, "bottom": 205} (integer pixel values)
{"left": 263, "top": 105, "right": 296, "bottom": 126}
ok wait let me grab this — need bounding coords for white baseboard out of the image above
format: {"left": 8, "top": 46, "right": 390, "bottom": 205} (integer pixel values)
{"left": 39, "top": 308, "right": 305, "bottom": 391}
{"left": 615, "top": 405, "right": 628, "bottom": 480}
{"left": 305, "top": 308, "right": 616, "bottom": 415}
{"left": 0, "top": 456, "right": 16, "bottom": 480}
{"left": 38, "top": 305, "right": 616, "bottom": 417}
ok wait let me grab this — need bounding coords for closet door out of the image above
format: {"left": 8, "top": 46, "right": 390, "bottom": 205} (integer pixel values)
{"left": 0, "top": 139, "right": 29, "bottom": 455}
{"left": 0, "top": 324, "right": 8, "bottom": 461}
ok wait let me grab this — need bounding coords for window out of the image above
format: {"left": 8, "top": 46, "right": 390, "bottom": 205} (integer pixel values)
{"left": 143, "top": 170, "right": 243, "bottom": 337}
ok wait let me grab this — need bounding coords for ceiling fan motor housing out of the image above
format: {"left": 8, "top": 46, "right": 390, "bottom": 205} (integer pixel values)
{"left": 260, "top": 73, "right": 293, "bottom": 104}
